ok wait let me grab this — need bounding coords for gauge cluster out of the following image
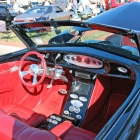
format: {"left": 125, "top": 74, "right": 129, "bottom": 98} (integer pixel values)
{"left": 63, "top": 54, "right": 103, "bottom": 68}
{"left": 39, "top": 52, "right": 135, "bottom": 79}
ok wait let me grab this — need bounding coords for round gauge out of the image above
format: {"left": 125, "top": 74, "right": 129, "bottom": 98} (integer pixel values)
{"left": 76, "top": 115, "right": 82, "bottom": 119}
{"left": 52, "top": 120, "right": 58, "bottom": 124}
{"left": 75, "top": 107, "right": 80, "bottom": 113}
{"left": 70, "top": 94, "right": 78, "bottom": 99}
{"left": 66, "top": 55, "right": 70, "bottom": 60}
{"left": 84, "top": 58, "right": 90, "bottom": 64}
{"left": 93, "top": 60, "right": 96, "bottom": 64}
{"left": 64, "top": 110, "right": 69, "bottom": 114}
{"left": 50, "top": 115, "right": 56, "bottom": 119}
{"left": 56, "top": 117, "right": 62, "bottom": 121}
{"left": 79, "top": 96, "right": 87, "bottom": 102}
{"left": 71, "top": 100, "right": 83, "bottom": 108}
{"left": 76, "top": 56, "right": 82, "bottom": 62}
{"left": 69, "top": 105, "right": 75, "bottom": 112}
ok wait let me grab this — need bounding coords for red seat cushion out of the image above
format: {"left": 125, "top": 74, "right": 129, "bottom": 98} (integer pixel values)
{"left": 0, "top": 104, "right": 46, "bottom": 127}
{"left": 51, "top": 121, "right": 96, "bottom": 140}
{"left": 0, "top": 109, "right": 59, "bottom": 140}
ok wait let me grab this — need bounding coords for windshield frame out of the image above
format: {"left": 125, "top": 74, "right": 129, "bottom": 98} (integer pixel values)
{"left": 10, "top": 20, "right": 140, "bottom": 56}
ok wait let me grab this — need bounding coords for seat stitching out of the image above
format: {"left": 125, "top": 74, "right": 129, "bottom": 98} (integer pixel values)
{"left": 7, "top": 109, "right": 34, "bottom": 118}
{"left": 9, "top": 113, "right": 25, "bottom": 122}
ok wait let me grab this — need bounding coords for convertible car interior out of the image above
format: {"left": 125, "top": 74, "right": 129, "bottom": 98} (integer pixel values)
{"left": 0, "top": 9, "right": 139, "bottom": 139}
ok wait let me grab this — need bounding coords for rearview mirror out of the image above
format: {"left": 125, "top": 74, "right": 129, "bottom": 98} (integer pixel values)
{"left": 68, "top": 28, "right": 79, "bottom": 36}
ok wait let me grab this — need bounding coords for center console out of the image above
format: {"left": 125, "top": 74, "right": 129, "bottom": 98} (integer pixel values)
{"left": 38, "top": 78, "right": 95, "bottom": 130}
{"left": 61, "top": 79, "right": 94, "bottom": 126}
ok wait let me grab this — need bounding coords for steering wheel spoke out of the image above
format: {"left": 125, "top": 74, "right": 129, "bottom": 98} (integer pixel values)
{"left": 20, "top": 71, "right": 29, "bottom": 78}
{"left": 32, "top": 74, "right": 37, "bottom": 85}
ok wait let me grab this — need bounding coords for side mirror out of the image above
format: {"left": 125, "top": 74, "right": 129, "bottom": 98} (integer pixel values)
{"left": 55, "top": 28, "right": 61, "bottom": 35}
{"left": 68, "top": 28, "right": 79, "bottom": 36}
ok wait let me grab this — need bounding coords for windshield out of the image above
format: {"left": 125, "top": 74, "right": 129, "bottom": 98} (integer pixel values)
{"left": 24, "top": 7, "right": 51, "bottom": 14}
{"left": 16, "top": 23, "right": 139, "bottom": 57}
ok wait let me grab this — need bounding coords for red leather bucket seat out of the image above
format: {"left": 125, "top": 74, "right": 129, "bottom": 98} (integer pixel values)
{"left": 0, "top": 104, "right": 46, "bottom": 127}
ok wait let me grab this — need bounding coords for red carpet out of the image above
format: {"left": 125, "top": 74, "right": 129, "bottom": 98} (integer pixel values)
{"left": 82, "top": 94, "right": 127, "bottom": 133}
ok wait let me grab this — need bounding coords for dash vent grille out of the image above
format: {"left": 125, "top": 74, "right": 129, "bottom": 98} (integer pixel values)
{"left": 75, "top": 71, "right": 90, "bottom": 79}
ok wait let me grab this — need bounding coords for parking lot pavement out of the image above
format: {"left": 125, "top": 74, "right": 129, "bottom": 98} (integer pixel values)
{"left": 0, "top": 45, "right": 23, "bottom": 55}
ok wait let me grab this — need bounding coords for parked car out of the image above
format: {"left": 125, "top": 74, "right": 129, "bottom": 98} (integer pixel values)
{"left": 13, "top": 5, "right": 74, "bottom": 23}
{"left": 0, "top": 4, "right": 18, "bottom": 26}
{"left": 0, "top": 2, "right": 139, "bottom": 140}
{"left": 105, "top": 0, "right": 135, "bottom": 10}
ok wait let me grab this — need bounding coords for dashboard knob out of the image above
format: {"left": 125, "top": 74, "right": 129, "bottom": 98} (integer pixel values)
{"left": 66, "top": 55, "right": 70, "bottom": 60}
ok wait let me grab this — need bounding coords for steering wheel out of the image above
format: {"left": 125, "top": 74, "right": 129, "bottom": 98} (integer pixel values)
{"left": 18, "top": 51, "right": 46, "bottom": 88}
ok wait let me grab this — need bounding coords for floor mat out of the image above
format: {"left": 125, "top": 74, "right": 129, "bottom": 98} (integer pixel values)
{"left": 32, "top": 84, "right": 69, "bottom": 117}
{"left": 82, "top": 94, "right": 127, "bottom": 133}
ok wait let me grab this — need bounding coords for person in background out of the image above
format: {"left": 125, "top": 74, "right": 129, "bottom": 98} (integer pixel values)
{"left": 13, "top": 1, "right": 19, "bottom": 12}
{"left": 79, "top": 0, "right": 86, "bottom": 11}
{"left": 28, "top": 1, "right": 33, "bottom": 9}
{"left": 43, "top": 0, "right": 50, "bottom": 6}
{"left": 42, "top": 0, "right": 45, "bottom": 5}
{"left": 72, "top": 0, "right": 79, "bottom": 19}
{"left": 98, "top": 0, "right": 106, "bottom": 13}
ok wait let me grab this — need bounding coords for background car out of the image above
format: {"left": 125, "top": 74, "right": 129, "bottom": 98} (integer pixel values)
{"left": 105, "top": 0, "right": 135, "bottom": 10}
{"left": 0, "top": 4, "right": 18, "bottom": 27}
{"left": 13, "top": 5, "right": 74, "bottom": 23}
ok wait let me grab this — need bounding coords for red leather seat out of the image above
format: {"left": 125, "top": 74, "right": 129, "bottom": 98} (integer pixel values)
{"left": 0, "top": 109, "right": 96, "bottom": 140}
{"left": 0, "top": 104, "right": 46, "bottom": 127}
{"left": 0, "top": 109, "right": 59, "bottom": 140}
{"left": 51, "top": 121, "right": 96, "bottom": 140}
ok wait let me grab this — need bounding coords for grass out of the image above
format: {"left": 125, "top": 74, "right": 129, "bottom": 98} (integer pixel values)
{"left": 0, "top": 31, "right": 23, "bottom": 43}
{"left": 0, "top": 27, "right": 109, "bottom": 44}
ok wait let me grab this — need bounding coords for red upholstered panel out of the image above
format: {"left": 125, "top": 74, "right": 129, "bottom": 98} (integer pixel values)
{"left": 51, "top": 121, "right": 74, "bottom": 138}
{"left": 0, "top": 109, "right": 58, "bottom": 140}
{"left": 1, "top": 104, "right": 46, "bottom": 127}
{"left": 81, "top": 75, "right": 111, "bottom": 127}
{"left": 63, "top": 126, "right": 96, "bottom": 140}
{"left": 51, "top": 121, "right": 96, "bottom": 140}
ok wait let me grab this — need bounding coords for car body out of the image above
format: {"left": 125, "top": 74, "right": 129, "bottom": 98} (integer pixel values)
{"left": 0, "top": 2, "right": 139, "bottom": 140}
{"left": 0, "top": 4, "right": 18, "bottom": 26}
{"left": 105, "top": 0, "right": 135, "bottom": 10}
{"left": 13, "top": 5, "right": 74, "bottom": 23}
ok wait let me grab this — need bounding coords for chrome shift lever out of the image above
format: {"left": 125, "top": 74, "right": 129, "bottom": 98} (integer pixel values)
{"left": 47, "top": 53, "right": 62, "bottom": 89}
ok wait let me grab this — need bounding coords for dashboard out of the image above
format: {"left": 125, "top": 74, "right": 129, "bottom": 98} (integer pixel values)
{"left": 31, "top": 51, "right": 135, "bottom": 80}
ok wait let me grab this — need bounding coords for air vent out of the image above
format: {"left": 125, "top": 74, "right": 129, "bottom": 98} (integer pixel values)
{"left": 75, "top": 71, "right": 91, "bottom": 79}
